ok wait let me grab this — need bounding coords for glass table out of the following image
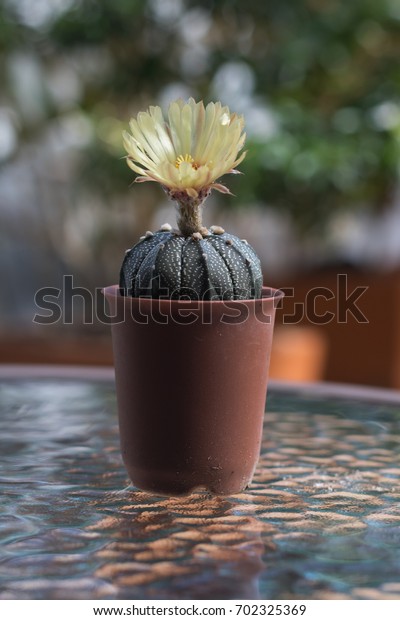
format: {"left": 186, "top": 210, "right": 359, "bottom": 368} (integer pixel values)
{"left": 1, "top": 365, "right": 400, "bottom": 600}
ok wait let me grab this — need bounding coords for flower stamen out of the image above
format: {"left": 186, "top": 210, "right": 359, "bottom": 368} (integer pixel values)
{"left": 175, "top": 154, "right": 199, "bottom": 170}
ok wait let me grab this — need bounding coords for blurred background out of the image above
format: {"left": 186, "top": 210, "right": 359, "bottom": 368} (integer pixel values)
{"left": 1, "top": 0, "right": 400, "bottom": 387}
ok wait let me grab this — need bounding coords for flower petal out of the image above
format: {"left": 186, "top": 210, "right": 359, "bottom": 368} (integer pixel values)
{"left": 123, "top": 131, "right": 156, "bottom": 169}
{"left": 186, "top": 187, "right": 198, "bottom": 198}
{"left": 211, "top": 183, "right": 233, "bottom": 195}
{"left": 149, "top": 106, "right": 176, "bottom": 162}
{"left": 168, "top": 100, "right": 184, "bottom": 156}
{"left": 128, "top": 118, "right": 160, "bottom": 165}
{"left": 134, "top": 176, "right": 156, "bottom": 183}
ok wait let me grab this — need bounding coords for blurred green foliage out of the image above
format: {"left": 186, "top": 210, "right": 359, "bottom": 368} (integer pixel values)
{"left": 1, "top": 0, "right": 400, "bottom": 235}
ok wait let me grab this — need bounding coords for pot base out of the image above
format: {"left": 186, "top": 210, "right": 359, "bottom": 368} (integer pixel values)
{"left": 123, "top": 464, "right": 256, "bottom": 497}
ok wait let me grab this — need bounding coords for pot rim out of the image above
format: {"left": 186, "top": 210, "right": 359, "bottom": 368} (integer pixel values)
{"left": 102, "top": 284, "right": 285, "bottom": 308}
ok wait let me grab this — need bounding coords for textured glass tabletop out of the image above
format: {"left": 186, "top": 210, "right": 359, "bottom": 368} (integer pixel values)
{"left": 1, "top": 368, "right": 400, "bottom": 600}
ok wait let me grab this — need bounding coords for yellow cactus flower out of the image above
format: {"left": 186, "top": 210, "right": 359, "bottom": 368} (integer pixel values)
{"left": 123, "top": 98, "right": 246, "bottom": 203}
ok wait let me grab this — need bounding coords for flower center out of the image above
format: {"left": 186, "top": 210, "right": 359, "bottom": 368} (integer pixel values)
{"left": 175, "top": 154, "right": 199, "bottom": 170}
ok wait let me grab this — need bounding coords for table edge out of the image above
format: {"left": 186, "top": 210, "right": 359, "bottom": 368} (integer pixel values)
{"left": 270, "top": 378, "right": 400, "bottom": 405}
{"left": 0, "top": 363, "right": 115, "bottom": 382}
{"left": 0, "top": 364, "right": 399, "bottom": 405}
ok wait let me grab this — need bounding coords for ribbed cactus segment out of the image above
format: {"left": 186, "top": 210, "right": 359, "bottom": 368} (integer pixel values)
{"left": 120, "top": 228, "right": 262, "bottom": 300}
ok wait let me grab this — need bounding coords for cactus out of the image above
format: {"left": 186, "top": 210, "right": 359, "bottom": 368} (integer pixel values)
{"left": 120, "top": 99, "right": 263, "bottom": 300}
{"left": 120, "top": 226, "right": 262, "bottom": 300}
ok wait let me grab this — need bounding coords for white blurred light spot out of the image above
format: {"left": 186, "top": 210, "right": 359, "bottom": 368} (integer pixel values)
{"left": 56, "top": 112, "right": 93, "bottom": 149}
{"left": 179, "top": 8, "right": 211, "bottom": 44}
{"left": 213, "top": 62, "right": 255, "bottom": 101}
{"left": 159, "top": 83, "right": 193, "bottom": 110}
{"left": 245, "top": 103, "right": 279, "bottom": 140}
{"left": 46, "top": 62, "right": 82, "bottom": 110}
{"left": 371, "top": 102, "right": 400, "bottom": 130}
{"left": 8, "top": 53, "right": 45, "bottom": 124}
{"left": 6, "top": 0, "right": 75, "bottom": 29}
{"left": 179, "top": 46, "right": 210, "bottom": 78}
{"left": 149, "top": 0, "right": 183, "bottom": 24}
{"left": 0, "top": 109, "right": 18, "bottom": 160}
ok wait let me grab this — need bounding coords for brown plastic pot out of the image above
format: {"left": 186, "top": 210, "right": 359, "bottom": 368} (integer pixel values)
{"left": 102, "top": 285, "right": 284, "bottom": 496}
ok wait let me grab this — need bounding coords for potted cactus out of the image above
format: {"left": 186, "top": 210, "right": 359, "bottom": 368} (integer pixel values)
{"left": 103, "top": 99, "right": 283, "bottom": 496}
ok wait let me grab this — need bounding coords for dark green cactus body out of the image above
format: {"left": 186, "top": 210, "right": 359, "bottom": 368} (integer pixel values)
{"left": 120, "top": 229, "right": 263, "bottom": 300}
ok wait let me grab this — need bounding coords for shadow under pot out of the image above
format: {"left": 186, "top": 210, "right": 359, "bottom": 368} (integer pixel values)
{"left": 102, "top": 284, "right": 284, "bottom": 496}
